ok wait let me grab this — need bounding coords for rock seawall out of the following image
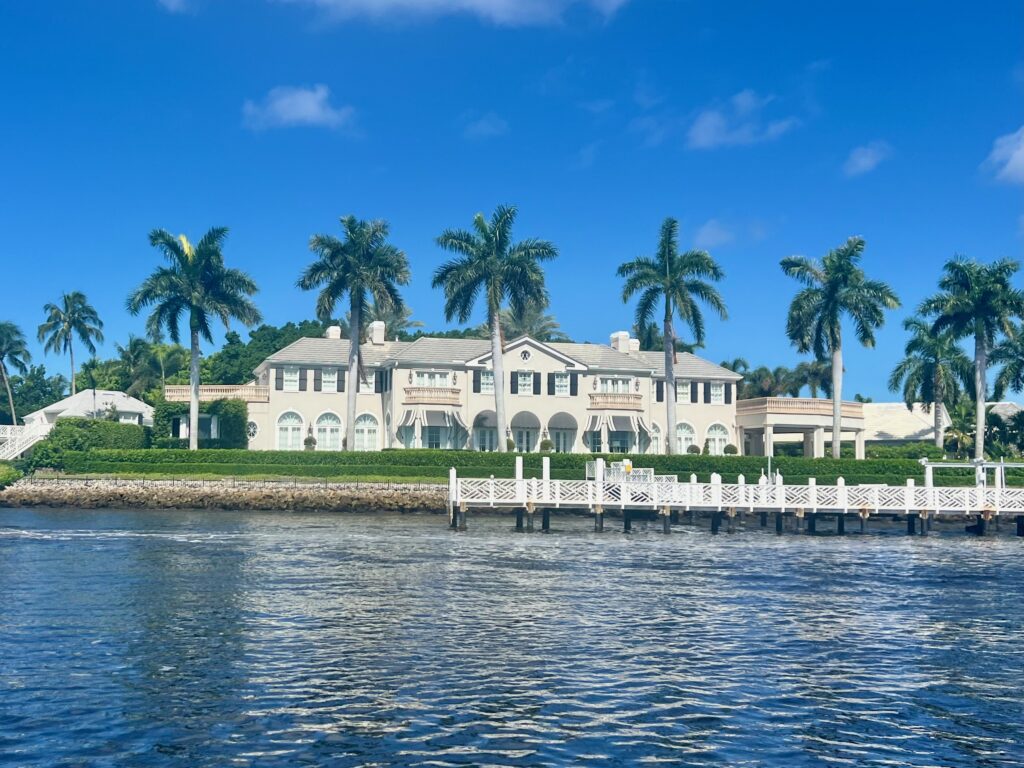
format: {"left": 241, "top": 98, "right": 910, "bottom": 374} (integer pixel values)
{"left": 0, "top": 478, "right": 448, "bottom": 513}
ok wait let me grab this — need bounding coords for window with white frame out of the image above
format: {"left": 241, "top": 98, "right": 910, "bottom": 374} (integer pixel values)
{"left": 277, "top": 411, "right": 303, "bottom": 450}
{"left": 354, "top": 414, "right": 378, "bottom": 452}
{"left": 554, "top": 373, "right": 570, "bottom": 396}
{"left": 283, "top": 366, "right": 300, "bottom": 392}
{"left": 551, "top": 429, "right": 574, "bottom": 452}
{"left": 706, "top": 424, "right": 729, "bottom": 456}
{"left": 675, "top": 422, "right": 696, "bottom": 453}
{"left": 517, "top": 371, "right": 533, "bottom": 394}
{"left": 675, "top": 379, "right": 690, "bottom": 401}
{"left": 316, "top": 413, "right": 342, "bottom": 451}
{"left": 587, "top": 431, "right": 602, "bottom": 452}
{"left": 322, "top": 368, "right": 338, "bottom": 391}
{"left": 710, "top": 382, "right": 725, "bottom": 404}
{"left": 480, "top": 370, "right": 495, "bottom": 394}
{"left": 599, "top": 377, "right": 630, "bottom": 393}
{"left": 475, "top": 427, "right": 497, "bottom": 452}
{"left": 423, "top": 425, "right": 443, "bottom": 450}
{"left": 415, "top": 370, "right": 450, "bottom": 388}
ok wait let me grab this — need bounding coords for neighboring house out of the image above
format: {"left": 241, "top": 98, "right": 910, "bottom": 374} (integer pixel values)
{"left": 22, "top": 389, "right": 154, "bottom": 428}
{"left": 990, "top": 401, "right": 1023, "bottom": 423}
{"left": 169, "top": 322, "right": 743, "bottom": 454}
{"left": 861, "top": 402, "right": 952, "bottom": 445}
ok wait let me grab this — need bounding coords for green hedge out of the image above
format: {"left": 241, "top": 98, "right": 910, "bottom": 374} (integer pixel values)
{"left": 0, "top": 463, "right": 22, "bottom": 489}
{"left": 50, "top": 447, "right": 1023, "bottom": 486}
{"left": 153, "top": 399, "right": 248, "bottom": 449}
{"left": 28, "top": 418, "right": 151, "bottom": 470}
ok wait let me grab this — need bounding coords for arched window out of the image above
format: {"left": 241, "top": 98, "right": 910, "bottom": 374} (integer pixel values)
{"left": 316, "top": 412, "right": 342, "bottom": 451}
{"left": 277, "top": 412, "right": 303, "bottom": 451}
{"left": 354, "top": 414, "right": 378, "bottom": 452}
{"left": 706, "top": 424, "right": 729, "bottom": 456}
{"left": 675, "top": 422, "right": 696, "bottom": 454}
{"left": 648, "top": 423, "right": 661, "bottom": 455}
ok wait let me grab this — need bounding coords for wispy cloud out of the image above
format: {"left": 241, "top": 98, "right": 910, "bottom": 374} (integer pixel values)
{"left": 686, "top": 89, "right": 799, "bottom": 150}
{"left": 462, "top": 111, "right": 508, "bottom": 139}
{"left": 984, "top": 125, "right": 1024, "bottom": 184}
{"left": 843, "top": 141, "right": 892, "bottom": 177}
{"left": 693, "top": 219, "right": 734, "bottom": 249}
{"left": 280, "top": 0, "right": 631, "bottom": 25}
{"left": 576, "top": 140, "right": 602, "bottom": 168}
{"left": 242, "top": 85, "right": 355, "bottom": 130}
{"left": 157, "top": 0, "right": 189, "bottom": 11}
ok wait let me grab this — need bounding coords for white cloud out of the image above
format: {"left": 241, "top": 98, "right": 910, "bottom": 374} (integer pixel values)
{"left": 843, "top": 141, "right": 892, "bottom": 177}
{"left": 576, "top": 140, "right": 601, "bottom": 168}
{"left": 984, "top": 125, "right": 1024, "bottom": 184}
{"left": 463, "top": 112, "right": 508, "bottom": 139}
{"left": 693, "top": 219, "right": 734, "bottom": 249}
{"left": 686, "top": 89, "right": 799, "bottom": 150}
{"left": 279, "top": 0, "right": 630, "bottom": 25}
{"left": 242, "top": 85, "right": 354, "bottom": 130}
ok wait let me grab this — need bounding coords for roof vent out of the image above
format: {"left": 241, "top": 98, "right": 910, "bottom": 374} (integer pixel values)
{"left": 325, "top": 325, "right": 342, "bottom": 339}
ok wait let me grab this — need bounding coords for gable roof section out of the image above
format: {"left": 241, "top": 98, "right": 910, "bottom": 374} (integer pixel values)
{"left": 463, "top": 336, "right": 588, "bottom": 370}
{"left": 546, "top": 342, "right": 651, "bottom": 373}
{"left": 862, "top": 402, "right": 951, "bottom": 442}
{"left": 260, "top": 337, "right": 410, "bottom": 369}
{"left": 391, "top": 337, "right": 491, "bottom": 366}
{"left": 25, "top": 389, "right": 153, "bottom": 420}
{"left": 637, "top": 351, "right": 743, "bottom": 381}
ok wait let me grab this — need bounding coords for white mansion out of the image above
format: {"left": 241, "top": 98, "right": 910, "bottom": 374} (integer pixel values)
{"left": 168, "top": 322, "right": 745, "bottom": 455}
{"left": 164, "top": 322, "right": 935, "bottom": 458}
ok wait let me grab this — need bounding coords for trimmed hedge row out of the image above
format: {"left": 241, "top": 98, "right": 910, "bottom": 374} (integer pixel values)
{"left": 152, "top": 399, "right": 248, "bottom": 449}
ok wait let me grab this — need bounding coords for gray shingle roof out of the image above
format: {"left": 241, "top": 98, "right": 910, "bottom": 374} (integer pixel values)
{"left": 391, "top": 337, "right": 492, "bottom": 365}
{"left": 262, "top": 338, "right": 410, "bottom": 368}
{"left": 546, "top": 342, "right": 652, "bottom": 372}
{"left": 636, "top": 351, "right": 743, "bottom": 381}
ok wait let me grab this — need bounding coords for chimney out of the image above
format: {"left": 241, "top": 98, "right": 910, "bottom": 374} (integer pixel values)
{"left": 325, "top": 325, "right": 342, "bottom": 340}
{"left": 369, "top": 320, "right": 386, "bottom": 345}
{"left": 628, "top": 338, "right": 640, "bottom": 354}
{"left": 609, "top": 331, "right": 630, "bottom": 352}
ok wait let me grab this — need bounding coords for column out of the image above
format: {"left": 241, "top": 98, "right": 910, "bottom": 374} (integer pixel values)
{"left": 813, "top": 427, "right": 825, "bottom": 458}
{"left": 855, "top": 430, "right": 866, "bottom": 460}
{"left": 803, "top": 430, "right": 814, "bottom": 458}
{"left": 764, "top": 425, "right": 774, "bottom": 457}
{"left": 600, "top": 422, "right": 609, "bottom": 453}
{"left": 737, "top": 427, "right": 746, "bottom": 456}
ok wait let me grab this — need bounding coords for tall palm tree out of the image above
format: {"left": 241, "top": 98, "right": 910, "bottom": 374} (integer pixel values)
{"left": 790, "top": 359, "right": 833, "bottom": 398}
{"left": 433, "top": 205, "right": 557, "bottom": 453}
{"left": 128, "top": 227, "right": 261, "bottom": 450}
{"left": 0, "top": 322, "right": 31, "bottom": 425}
{"left": 719, "top": 357, "right": 749, "bottom": 375}
{"left": 146, "top": 326, "right": 188, "bottom": 390}
{"left": 887, "top": 317, "right": 972, "bottom": 448}
{"left": 745, "top": 365, "right": 793, "bottom": 398}
{"left": 115, "top": 336, "right": 161, "bottom": 397}
{"left": 993, "top": 323, "right": 1024, "bottom": 400}
{"left": 37, "top": 291, "right": 104, "bottom": 396}
{"left": 367, "top": 304, "right": 423, "bottom": 341}
{"left": 781, "top": 237, "right": 900, "bottom": 458}
{"left": 498, "top": 304, "right": 570, "bottom": 342}
{"left": 298, "top": 216, "right": 410, "bottom": 450}
{"left": 619, "top": 217, "right": 727, "bottom": 454}
{"left": 920, "top": 257, "right": 1024, "bottom": 459}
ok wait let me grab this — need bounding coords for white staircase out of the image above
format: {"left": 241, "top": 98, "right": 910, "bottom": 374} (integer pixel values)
{"left": 0, "top": 423, "right": 52, "bottom": 461}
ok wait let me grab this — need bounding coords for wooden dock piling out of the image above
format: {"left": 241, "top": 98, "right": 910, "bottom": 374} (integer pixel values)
{"left": 837, "top": 513, "right": 846, "bottom": 535}
{"left": 1016, "top": 515, "right": 1024, "bottom": 537}
{"left": 515, "top": 508, "right": 525, "bottom": 531}
{"left": 594, "top": 504, "right": 604, "bottom": 532}
{"left": 541, "top": 508, "right": 551, "bottom": 532}
{"left": 775, "top": 510, "right": 783, "bottom": 534}
{"left": 907, "top": 512, "right": 918, "bottom": 535}
{"left": 623, "top": 510, "right": 632, "bottom": 533}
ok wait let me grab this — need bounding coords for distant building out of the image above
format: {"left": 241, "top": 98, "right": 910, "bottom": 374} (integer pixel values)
{"left": 861, "top": 402, "right": 951, "bottom": 445}
{"left": 22, "top": 389, "right": 154, "bottom": 428}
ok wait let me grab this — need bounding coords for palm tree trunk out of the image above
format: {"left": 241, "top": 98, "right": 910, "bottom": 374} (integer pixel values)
{"left": 974, "top": 333, "right": 986, "bottom": 460}
{"left": 1, "top": 363, "right": 16, "bottom": 425}
{"left": 345, "top": 299, "right": 360, "bottom": 451}
{"left": 189, "top": 328, "right": 201, "bottom": 451}
{"left": 831, "top": 346, "right": 843, "bottom": 458}
{"left": 490, "top": 309, "right": 508, "bottom": 453}
{"left": 933, "top": 372, "right": 945, "bottom": 450}
{"left": 664, "top": 315, "right": 676, "bottom": 455}
{"left": 69, "top": 343, "right": 76, "bottom": 396}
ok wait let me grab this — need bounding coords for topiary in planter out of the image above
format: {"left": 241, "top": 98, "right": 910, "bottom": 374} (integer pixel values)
{"left": 539, "top": 438, "right": 554, "bottom": 453}
{"left": 686, "top": 444, "right": 701, "bottom": 455}
{"left": 723, "top": 444, "right": 738, "bottom": 455}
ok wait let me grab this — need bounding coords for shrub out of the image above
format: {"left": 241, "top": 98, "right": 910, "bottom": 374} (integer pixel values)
{"left": 686, "top": 444, "right": 701, "bottom": 455}
{"left": 0, "top": 463, "right": 22, "bottom": 489}
{"left": 304, "top": 435, "right": 317, "bottom": 451}
{"left": 506, "top": 438, "right": 516, "bottom": 451}
{"left": 723, "top": 444, "right": 738, "bottom": 455}
{"left": 539, "top": 438, "right": 554, "bottom": 453}
{"left": 28, "top": 417, "right": 151, "bottom": 470}
{"left": 865, "top": 443, "right": 945, "bottom": 460}
{"left": 153, "top": 398, "right": 248, "bottom": 449}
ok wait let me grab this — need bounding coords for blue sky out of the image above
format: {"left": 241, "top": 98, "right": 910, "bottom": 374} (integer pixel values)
{"left": 2, "top": 0, "right": 1022, "bottom": 399}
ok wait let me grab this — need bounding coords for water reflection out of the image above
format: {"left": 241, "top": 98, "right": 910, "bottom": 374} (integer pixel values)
{"left": 1, "top": 509, "right": 1022, "bottom": 767}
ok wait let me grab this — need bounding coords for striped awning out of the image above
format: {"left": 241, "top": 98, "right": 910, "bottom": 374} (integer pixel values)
{"left": 584, "top": 414, "right": 605, "bottom": 433}
{"left": 397, "top": 409, "right": 418, "bottom": 428}
{"left": 609, "top": 415, "right": 633, "bottom": 433}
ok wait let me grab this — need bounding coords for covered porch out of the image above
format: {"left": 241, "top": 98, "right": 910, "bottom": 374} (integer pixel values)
{"left": 736, "top": 397, "right": 867, "bottom": 459}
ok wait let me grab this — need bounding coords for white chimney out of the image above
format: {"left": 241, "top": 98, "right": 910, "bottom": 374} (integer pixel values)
{"left": 628, "top": 338, "right": 640, "bottom": 354}
{"left": 369, "top": 320, "right": 386, "bottom": 345}
{"left": 325, "top": 325, "right": 342, "bottom": 340}
{"left": 609, "top": 331, "right": 630, "bottom": 352}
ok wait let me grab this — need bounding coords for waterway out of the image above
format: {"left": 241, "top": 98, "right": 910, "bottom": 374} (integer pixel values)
{"left": 1, "top": 508, "right": 1022, "bottom": 767}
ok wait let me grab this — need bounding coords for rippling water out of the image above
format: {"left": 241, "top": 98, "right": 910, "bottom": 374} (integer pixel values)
{"left": 1, "top": 508, "right": 1023, "bottom": 767}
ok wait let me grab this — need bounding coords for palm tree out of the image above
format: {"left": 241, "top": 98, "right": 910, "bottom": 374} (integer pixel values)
{"left": 790, "top": 359, "right": 832, "bottom": 398}
{"left": 745, "top": 365, "right": 794, "bottom": 398}
{"left": 367, "top": 304, "right": 423, "bottom": 341}
{"left": 920, "top": 257, "right": 1024, "bottom": 459}
{"left": 498, "top": 304, "right": 570, "bottom": 342}
{"left": 781, "top": 237, "right": 900, "bottom": 458}
{"left": 433, "top": 205, "right": 557, "bottom": 453}
{"left": 128, "top": 227, "right": 261, "bottom": 450}
{"left": 0, "top": 322, "right": 31, "bottom": 425}
{"left": 944, "top": 397, "right": 975, "bottom": 458}
{"left": 619, "top": 217, "right": 727, "bottom": 454}
{"left": 298, "top": 216, "right": 410, "bottom": 450}
{"left": 993, "top": 323, "right": 1024, "bottom": 400}
{"left": 37, "top": 291, "right": 104, "bottom": 396}
{"left": 719, "top": 357, "right": 749, "bottom": 375}
{"left": 115, "top": 336, "right": 161, "bottom": 397}
{"left": 146, "top": 326, "right": 188, "bottom": 390}
{"left": 887, "top": 317, "right": 972, "bottom": 448}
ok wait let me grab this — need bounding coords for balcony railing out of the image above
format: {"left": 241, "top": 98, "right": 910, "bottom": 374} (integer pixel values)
{"left": 164, "top": 385, "right": 270, "bottom": 403}
{"left": 736, "top": 397, "right": 863, "bottom": 419}
{"left": 403, "top": 386, "right": 462, "bottom": 406}
{"left": 588, "top": 392, "right": 644, "bottom": 411}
